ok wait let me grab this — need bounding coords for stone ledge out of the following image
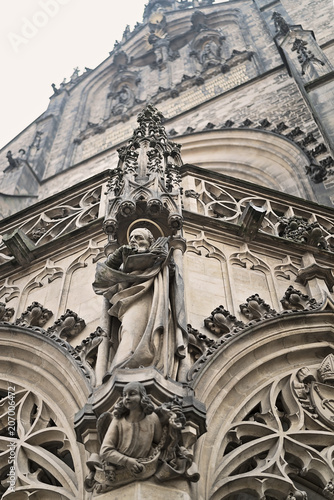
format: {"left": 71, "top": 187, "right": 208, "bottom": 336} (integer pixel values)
{"left": 95, "top": 480, "right": 191, "bottom": 500}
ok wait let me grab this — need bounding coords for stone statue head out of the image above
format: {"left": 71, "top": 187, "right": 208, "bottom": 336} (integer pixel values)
{"left": 129, "top": 228, "right": 154, "bottom": 253}
{"left": 113, "top": 382, "right": 155, "bottom": 418}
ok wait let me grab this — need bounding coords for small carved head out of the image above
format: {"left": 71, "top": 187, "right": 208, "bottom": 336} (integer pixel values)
{"left": 129, "top": 228, "right": 154, "bottom": 253}
{"left": 113, "top": 382, "right": 154, "bottom": 418}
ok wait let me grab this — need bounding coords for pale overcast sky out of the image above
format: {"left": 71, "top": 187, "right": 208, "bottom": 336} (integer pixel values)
{"left": 0, "top": 1, "right": 229, "bottom": 151}
{"left": 0, "top": 0, "right": 148, "bottom": 149}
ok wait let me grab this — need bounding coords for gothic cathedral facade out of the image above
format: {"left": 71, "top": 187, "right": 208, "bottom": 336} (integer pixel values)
{"left": 1, "top": 1, "right": 334, "bottom": 499}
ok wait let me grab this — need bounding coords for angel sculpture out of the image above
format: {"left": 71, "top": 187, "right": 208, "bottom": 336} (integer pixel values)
{"left": 85, "top": 382, "right": 199, "bottom": 493}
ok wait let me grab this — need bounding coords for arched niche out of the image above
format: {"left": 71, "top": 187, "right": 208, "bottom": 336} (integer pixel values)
{"left": 0, "top": 324, "right": 91, "bottom": 499}
{"left": 190, "top": 303, "right": 334, "bottom": 500}
{"left": 178, "top": 129, "right": 316, "bottom": 201}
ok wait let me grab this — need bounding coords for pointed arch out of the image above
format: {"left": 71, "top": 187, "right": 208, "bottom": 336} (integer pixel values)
{"left": 191, "top": 302, "right": 334, "bottom": 499}
{"left": 0, "top": 323, "right": 90, "bottom": 499}
{"left": 179, "top": 129, "right": 316, "bottom": 201}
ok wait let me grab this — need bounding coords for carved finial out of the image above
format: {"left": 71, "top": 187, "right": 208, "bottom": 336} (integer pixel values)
{"left": 103, "top": 105, "right": 183, "bottom": 234}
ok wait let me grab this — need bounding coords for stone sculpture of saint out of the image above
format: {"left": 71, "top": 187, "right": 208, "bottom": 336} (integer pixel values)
{"left": 93, "top": 227, "right": 188, "bottom": 379}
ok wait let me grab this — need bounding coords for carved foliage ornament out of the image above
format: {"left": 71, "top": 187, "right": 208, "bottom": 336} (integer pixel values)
{"left": 184, "top": 178, "right": 334, "bottom": 249}
{"left": 239, "top": 294, "right": 276, "bottom": 321}
{"left": 204, "top": 305, "right": 245, "bottom": 336}
{"left": 47, "top": 309, "right": 86, "bottom": 340}
{"left": 0, "top": 302, "right": 15, "bottom": 322}
{"left": 15, "top": 302, "right": 53, "bottom": 328}
{"left": 291, "top": 38, "right": 325, "bottom": 76}
{"left": 280, "top": 286, "right": 318, "bottom": 311}
{"left": 278, "top": 216, "right": 329, "bottom": 249}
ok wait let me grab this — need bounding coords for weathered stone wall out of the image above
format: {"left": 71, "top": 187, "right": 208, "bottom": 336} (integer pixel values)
{"left": 2, "top": 0, "right": 332, "bottom": 213}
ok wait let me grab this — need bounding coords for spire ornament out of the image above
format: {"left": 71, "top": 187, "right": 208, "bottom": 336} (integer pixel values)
{"left": 104, "top": 104, "right": 183, "bottom": 245}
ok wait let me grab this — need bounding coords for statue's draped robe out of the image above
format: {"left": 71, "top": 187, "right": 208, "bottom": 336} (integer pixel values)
{"left": 100, "top": 413, "right": 162, "bottom": 466}
{"left": 93, "top": 248, "right": 187, "bottom": 378}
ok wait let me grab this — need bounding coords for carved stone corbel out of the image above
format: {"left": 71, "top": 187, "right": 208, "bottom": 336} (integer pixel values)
{"left": 75, "top": 378, "right": 206, "bottom": 495}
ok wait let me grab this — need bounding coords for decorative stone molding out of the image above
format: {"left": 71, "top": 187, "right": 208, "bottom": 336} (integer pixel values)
{"left": 188, "top": 292, "right": 334, "bottom": 499}
{"left": 47, "top": 309, "right": 86, "bottom": 340}
{"left": 274, "top": 256, "right": 299, "bottom": 281}
{"left": 230, "top": 245, "right": 270, "bottom": 274}
{"left": 15, "top": 301, "right": 53, "bottom": 328}
{"left": 278, "top": 216, "right": 329, "bottom": 249}
{"left": 0, "top": 183, "right": 103, "bottom": 264}
{"left": 178, "top": 119, "right": 334, "bottom": 184}
{"left": 182, "top": 175, "right": 334, "bottom": 248}
{"left": 188, "top": 295, "right": 330, "bottom": 381}
{"left": 296, "top": 261, "right": 334, "bottom": 292}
